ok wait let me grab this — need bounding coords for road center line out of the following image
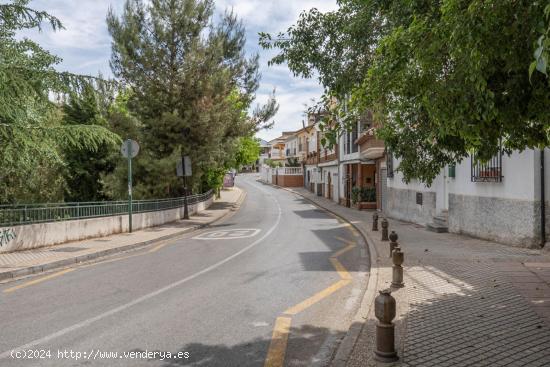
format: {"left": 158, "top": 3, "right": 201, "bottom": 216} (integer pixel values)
{"left": 0, "top": 183, "right": 282, "bottom": 360}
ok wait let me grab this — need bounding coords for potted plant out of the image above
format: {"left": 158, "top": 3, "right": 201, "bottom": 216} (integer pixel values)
{"left": 357, "top": 187, "right": 377, "bottom": 210}
{"left": 351, "top": 187, "right": 361, "bottom": 208}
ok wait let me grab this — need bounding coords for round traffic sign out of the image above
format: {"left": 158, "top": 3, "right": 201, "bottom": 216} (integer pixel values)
{"left": 121, "top": 139, "right": 139, "bottom": 158}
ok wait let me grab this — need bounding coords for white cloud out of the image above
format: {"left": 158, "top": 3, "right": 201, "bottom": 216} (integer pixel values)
{"left": 22, "top": 0, "right": 338, "bottom": 138}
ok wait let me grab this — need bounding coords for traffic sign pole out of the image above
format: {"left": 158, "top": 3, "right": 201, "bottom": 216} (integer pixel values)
{"left": 182, "top": 156, "right": 190, "bottom": 220}
{"left": 128, "top": 140, "right": 133, "bottom": 233}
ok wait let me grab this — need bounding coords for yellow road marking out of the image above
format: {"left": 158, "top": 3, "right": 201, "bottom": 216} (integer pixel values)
{"left": 331, "top": 244, "right": 355, "bottom": 259}
{"left": 148, "top": 241, "right": 170, "bottom": 253}
{"left": 264, "top": 317, "right": 292, "bottom": 367}
{"left": 3, "top": 268, "right": 75, "bottom": 293}
{"left": 335, "top": 235, "right": 355, "bottom": 245}
{"left": 329, "top": 257, "right": 353, "bottom": 280}
{"left": 283, "top": 279, "right": 351, "bottom": 315}
{"left": 343, "top": 223, "right": 360, "bottom": 236}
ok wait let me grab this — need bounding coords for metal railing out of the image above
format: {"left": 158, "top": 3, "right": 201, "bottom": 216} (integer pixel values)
{"left": 0, "top": 190, "right": 214, "bottom": 226}
{"left": 471, "top": 152, "right": 503, "bottom": 182}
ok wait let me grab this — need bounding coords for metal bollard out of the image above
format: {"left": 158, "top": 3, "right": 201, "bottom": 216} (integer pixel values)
{"left": 372, "top": 212, "right": 379, "bottom": 231}
{"left": 381, "top": 218, "right": 389, "bottom": 241}
{"left": 374, "top": 289, "right": 399, "bottom": 362}
{"left": 392, "top": 246, "right": 405, "bottom": 288}
{"left": 389, "top": 230, "right": 398, "bottom": 257}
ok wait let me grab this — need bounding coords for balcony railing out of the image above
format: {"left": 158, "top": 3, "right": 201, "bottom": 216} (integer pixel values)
{"left": 320, "top": 151, "right": 337, "bottom": 163}
{"left": 305, "top": 151, "right": 319, "bottom": 165}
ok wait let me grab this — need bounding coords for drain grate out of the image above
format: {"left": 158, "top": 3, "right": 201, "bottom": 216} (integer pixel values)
{"left": 50, "top": 247, "right": 86, "bottom": 253}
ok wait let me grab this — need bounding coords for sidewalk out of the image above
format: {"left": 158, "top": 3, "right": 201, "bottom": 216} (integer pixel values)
{"left": 285, "top": 186, "right": 550, "bottom": 367}
{"left": 0, "top": 188, "right": 244, "bottom": 282}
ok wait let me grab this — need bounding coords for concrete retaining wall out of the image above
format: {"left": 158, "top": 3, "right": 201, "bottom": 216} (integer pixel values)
{"left": 0, "top": 196, "right": 213, "bottom": 253}
{"left": 448, "top": 194, "right": 539, "bottom": 248}
{"left": 386, "top": 187, "right": 436, "bottom": 225}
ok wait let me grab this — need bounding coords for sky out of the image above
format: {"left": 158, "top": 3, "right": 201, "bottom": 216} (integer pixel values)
{"left": 24, "top": 0, "right": 338, "bottom": 142}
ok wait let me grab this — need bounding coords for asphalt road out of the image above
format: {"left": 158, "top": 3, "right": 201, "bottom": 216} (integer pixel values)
{"left": 0, "top": 174, "right": 370, "bottom": 367}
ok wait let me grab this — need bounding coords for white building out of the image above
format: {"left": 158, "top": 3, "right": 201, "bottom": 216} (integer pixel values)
{"left": 386, "top": 148, "right": 550, "bottom": 248}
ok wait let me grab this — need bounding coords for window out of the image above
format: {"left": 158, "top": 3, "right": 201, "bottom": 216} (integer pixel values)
{"left": 351, "top": 122, "right": 359, "bottom": 153}
{"left": 471, "top": 152, "right": 503, "bottom": 182}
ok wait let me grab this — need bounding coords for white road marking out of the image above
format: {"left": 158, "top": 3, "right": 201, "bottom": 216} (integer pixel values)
{"left": 252, "top": 321, "right": 270, "bottom": 327}
{"left": 192, "top": 228, "right": 261, "bottom": 240}
{"left": 0, "top": 182, "right": 282, "bottom": 360}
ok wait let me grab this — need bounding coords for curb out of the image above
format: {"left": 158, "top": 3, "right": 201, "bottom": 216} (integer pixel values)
{"left": 262, "top": 181, "right": 381, "bottom": 367}
{"left": 0, "top": 188, "right": 247, "bottom": 283}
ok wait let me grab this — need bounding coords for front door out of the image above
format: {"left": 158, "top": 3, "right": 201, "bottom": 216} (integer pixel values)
{"left": 435, "top": 166, "right": 449, "bottom": 213}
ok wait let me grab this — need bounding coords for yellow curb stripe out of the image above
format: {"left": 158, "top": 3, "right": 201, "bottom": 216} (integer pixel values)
{"left": 148, "top": 241, "right": 170, "bottom": 253}
{"left": 331, "top": 244, "right": 355, "bottom": 259}
{"left": 3, "top": 268, "right": 75, "bottom": 293}
{"left": 283, "top": 279, "right": 351, "bottom": 316}
{"left": 264, "top": 316, "right": 292, "bottom": 367}
{"left": 329, "top": 257, "right": 353, "bottom": 280}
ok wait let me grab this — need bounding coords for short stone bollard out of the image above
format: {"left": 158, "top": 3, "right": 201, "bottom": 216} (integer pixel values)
{"left": 392, "top": 246, "right": 405, "bottom": 288}
{"left": 374, "top": 289, "right": 399, "bottom": 362}
{"left": 372, "top": 212, "right": 379, "bottom": 231}
{"left": 389, "top": 231, "right": 398, "bottom": 257}
{"left": 381, "top": 218, "right": 389, "bottom": 241}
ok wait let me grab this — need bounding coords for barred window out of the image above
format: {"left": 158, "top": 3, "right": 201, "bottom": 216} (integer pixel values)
{"left": 471, "top": 152, "right": 502, "bottom": 182}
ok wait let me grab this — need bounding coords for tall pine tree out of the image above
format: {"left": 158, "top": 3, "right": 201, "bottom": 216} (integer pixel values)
{"left": 106, "top": 0, "right": 276, "bottom": 198}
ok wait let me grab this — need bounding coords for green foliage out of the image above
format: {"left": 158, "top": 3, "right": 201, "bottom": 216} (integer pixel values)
{"left": 234, "top": 136, "right": 261, "bottom": 168}
{"left": 262, "top": 0, "right": 550, "bottom": 185}
{"left": 264, "top": 159, "right": 282, "bottom": 168}
{"left": 530, "top": 4, "right": 550, "bottom": 79}
{"left": 106, "top": 0, "right": 277, "bottom": 197}
{"left": 0, "top": 1, "right": 120, "bottom": 203}
{"left": 351, "top": 186, "right": 376, "bottom": 204}
{"left": 286, "top": 157, "right": 300, "bottom": 167}
{"left": 62, "top": 84, "right": 117, "bottom": 201}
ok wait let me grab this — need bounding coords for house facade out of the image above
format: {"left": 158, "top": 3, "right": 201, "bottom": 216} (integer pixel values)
{"left": 267, "top": 136, "right": 287, "bottom": 166}
{"left": 386, "top": 148, "right": 550, "bottom": 248}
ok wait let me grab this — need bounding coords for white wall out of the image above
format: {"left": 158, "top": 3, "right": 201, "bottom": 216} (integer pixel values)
{"left": 450, "top": 150, "right": 536, "bottom": 201}
{"left": 388, "top": 150, "right": 537, "bottom": 201}
{"left": 0, "top": 197, "right": 213, "bottom": 253}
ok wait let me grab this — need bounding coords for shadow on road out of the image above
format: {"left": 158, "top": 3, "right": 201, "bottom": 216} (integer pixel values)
{"left": 129, "top": 324, "right": 345, "bottom": 367}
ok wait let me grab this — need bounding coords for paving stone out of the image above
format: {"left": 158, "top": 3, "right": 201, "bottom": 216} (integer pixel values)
{"left": 283, "top": 187, "right": 550, "bottom": 367}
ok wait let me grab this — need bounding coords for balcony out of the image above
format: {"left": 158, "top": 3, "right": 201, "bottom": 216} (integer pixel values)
{"left": 305, "top": 151, "right": 319, "bottom": 165}
{"left": 356, "top": 130, "right": 385, "bottom": 160}
{"left": 319, "top": 150, "right": 337, "bottom": 163}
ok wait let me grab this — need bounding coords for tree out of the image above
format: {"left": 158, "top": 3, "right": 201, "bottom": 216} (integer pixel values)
{"left": 62, "top": 85, "right": 117, "bottom": 201}
{"left": 261, "top": 0, "right": 550, "bottom": 184}
{"left": 107, "top": 0, "right": 277, "bottom": 197}
{"left": 531, "top": 3, "right": 550, "bottom": 79}
{"left": 0, "top": 1, "right": 120, "bottom": 202}
{"left": 234, "top": 136, "right": 260, "bottom": 168}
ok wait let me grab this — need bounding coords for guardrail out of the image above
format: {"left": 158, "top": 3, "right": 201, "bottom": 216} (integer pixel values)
{"left": 0, "top": 190, "right": 214, "bottom": 226}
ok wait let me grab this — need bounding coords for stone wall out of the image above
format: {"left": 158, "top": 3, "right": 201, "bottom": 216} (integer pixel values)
{"left": 386, "top": 187, "right": 436, "bottom": 225}
{"left": 449, "top": 193, "right": 539, "bottom": 248}
{"left": 0, "top": 196, "right": 213, "bottom": 253}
